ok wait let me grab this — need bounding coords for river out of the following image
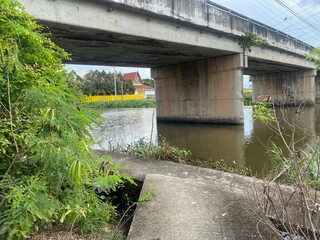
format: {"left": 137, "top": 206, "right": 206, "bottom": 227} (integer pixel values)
{"left": 91, "top": 105, "right": 320, "bottom": 175}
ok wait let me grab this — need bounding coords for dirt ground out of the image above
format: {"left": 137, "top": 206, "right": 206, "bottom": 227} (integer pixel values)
{"left": 28, "top": 223, "right": 124, "bottom": 240}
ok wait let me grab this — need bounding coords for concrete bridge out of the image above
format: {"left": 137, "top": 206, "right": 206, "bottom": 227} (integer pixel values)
{"left": 20, "top": 0, "right": 319, "bottom": 124}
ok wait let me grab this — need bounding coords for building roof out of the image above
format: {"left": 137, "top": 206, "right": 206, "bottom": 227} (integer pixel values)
{"left": 123, "top": 72, "right": 142, "bottom": 84}
{"left": 135, "top": 85, "right": 154, "bottom": 90}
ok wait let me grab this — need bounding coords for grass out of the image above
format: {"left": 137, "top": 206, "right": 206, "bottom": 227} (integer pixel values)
{"left": 122, "top": 138, "right": 252, "bottom": 176}
{"left": 83, "top": 99, "right": 155, "bottom": 109}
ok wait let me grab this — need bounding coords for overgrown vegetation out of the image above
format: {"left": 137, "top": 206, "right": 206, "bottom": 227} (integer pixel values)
{"left": 122, "top": 138, "right": 191, "bottom": 163}
{"left": 121, "top": 138, "right": 251, "bottom": 176}
{"left": 239, "top": 32, "right": 269, "bottom": 53}
{"left": 84, "top": 99, "right": 156, "bottom": 109}
{"left": 0, "top": 1, "right": 135, "bottom": 239}
{"left": 252, "top": 100, "right": 320, "bottom": 238}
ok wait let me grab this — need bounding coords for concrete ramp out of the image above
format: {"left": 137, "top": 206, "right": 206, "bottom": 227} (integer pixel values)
{"left": 127, "top": 174, "right": 279, "bottom": 240}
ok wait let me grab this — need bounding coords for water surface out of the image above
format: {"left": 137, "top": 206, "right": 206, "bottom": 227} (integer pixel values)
{"left": 92, "top": 106, "right": 320, "bottom": 175}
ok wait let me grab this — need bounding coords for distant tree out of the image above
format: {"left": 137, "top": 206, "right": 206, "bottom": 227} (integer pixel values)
{"left": 76, "top": 70, "right": 135, "bottom": 96}
{"left": 143, "top": 78, "right": 155, "bottom": 88}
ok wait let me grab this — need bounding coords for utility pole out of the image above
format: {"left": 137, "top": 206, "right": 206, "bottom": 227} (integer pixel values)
{"left": 114, "top": 68, "right": 117, "bottom": 101}
{"left": 121, "top": 81, "right": 124, "bottom": 100}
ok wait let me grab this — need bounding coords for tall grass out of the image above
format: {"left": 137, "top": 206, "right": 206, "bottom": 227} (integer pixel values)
{"left": 83, "top": 99, "right": 155, "bottom": 109}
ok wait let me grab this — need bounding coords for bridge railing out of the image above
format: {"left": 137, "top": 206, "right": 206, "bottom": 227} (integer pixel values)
{"left": 205, "top": 0, "right": 314, "bottom": 52}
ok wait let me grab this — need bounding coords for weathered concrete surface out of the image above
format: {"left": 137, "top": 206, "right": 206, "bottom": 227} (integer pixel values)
{"left": 93, "top": 151, "right": 320, "bottom": 239}
{"left": 316, "top": 75, "right": 320, "bottom": 100}
{"left": 19, "top": 0, "right": 318, "bottom": 124}
{"left": 251, "top": 70, "right": 316, "bottom": 105}
{"left": 153, "top": 54, "right": 244, "bottom": 124}
{"left": 127, "top": 174, "right": 278, "bottom": 240}
{"left": 92, "top": 151, "right": 283, "bottom": 239}
{"left": 19, "top": 0, "right": 315, "bottom": 70}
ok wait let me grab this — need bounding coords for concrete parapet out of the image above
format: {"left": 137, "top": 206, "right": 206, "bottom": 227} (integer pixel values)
{"left": 152, "top": 54, "right": 244, "bottom": 124}
{"left": 251, "top": 70, "right": 316, "bottom": 105}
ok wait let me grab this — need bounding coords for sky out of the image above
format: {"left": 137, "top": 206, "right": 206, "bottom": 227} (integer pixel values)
{"left": 67, "top": 0, "right": 320, "bottom": 88}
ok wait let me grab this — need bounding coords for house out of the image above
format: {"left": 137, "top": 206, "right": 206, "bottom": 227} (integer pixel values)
{"left": 123, "top": 72, "right": 155, "bottom": 99}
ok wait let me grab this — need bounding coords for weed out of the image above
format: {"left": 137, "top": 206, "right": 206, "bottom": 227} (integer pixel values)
{"left": 83, "top": 99, "right": 155, "bottom": 109}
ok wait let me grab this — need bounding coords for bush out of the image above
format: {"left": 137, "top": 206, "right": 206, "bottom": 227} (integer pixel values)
{"left": 123, "top": 137, "right": 191, "bottom": 163}
{"left": 0, "top": 1, "right": 133, "bottom": 239}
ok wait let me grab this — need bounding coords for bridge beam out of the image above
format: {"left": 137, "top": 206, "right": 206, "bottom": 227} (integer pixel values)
{"left": 251, "top": 70, "right": 316, "bottom": 105}
{"left": 152, "top": 54, "right": 244, "bottom": 124}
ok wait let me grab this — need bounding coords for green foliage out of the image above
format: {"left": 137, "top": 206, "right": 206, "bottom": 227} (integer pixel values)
{"left": 76, "top": 70, "right": 135, "bottom": 96}
{"left": 77, "top": 200, "right": 116, "bottom": 234}
{"left": 143, "top": 78, "right": 155, "bottom": 88}
{"left": 243, "top": 91, "right": 252, "bottom": 106}
{"left": 122, "top": 138, "right": 251, "bottom": 175}
{"left": 83, "top": 99, "right": 156, "bottom": 109}
{"left": 123, "top": 137, "right": 191, "bottom": 163}
{"left": 0, "top": 1, "right": 134, "bottom": 239}
{"left": 306, "top": 47, "right": 320, "bottom": 69}
{"left": 243, "top": 91, "right": 252, "bottom": 99}
{"left": 137, "top": 186, "right": 156, "bottom": 207}
{"left": 270, "top": 140, "right": 320, "bottom": 186}
{"left": 251, "top": 102, "right": 276, "bottom": 124}
{"left": 239, "top": 32, "right": 269, "bottom": 53}
{"left": 244, "top": 98, "right": 252, "bottom": 106}
{"left": 186, "top": 158, "right": 251, "bottom": 176}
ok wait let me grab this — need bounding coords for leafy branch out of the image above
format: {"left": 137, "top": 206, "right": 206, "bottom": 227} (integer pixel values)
{"left": 239, "top": 32, "right": 269, "bottom": 53}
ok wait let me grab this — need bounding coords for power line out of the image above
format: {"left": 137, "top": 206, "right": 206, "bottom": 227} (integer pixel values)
{"left": 273, "top": 0, "right": 320, "bottom": 35}
{"left": 257, "top": 0, "right": 305, "bottom": 32}
{"left": 291, "top": 0, "right": 320, "bottom": 23}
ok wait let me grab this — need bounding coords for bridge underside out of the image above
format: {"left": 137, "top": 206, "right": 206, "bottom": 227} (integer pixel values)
{"left": 39, "top": 22, "right": 316, "bottom": 124}
{"left": 43, "top": 21, "right": 309, "bottom": 74}
{"left": 43, "top": 21, "right": 232, "bottom": 67}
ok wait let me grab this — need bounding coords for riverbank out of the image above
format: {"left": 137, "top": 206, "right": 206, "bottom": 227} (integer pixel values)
{"left": 83, "top": 99, "right": 155, "bottom": 108}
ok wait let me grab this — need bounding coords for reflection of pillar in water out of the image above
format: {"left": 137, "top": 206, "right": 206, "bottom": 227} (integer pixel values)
{"left": 157, "top": 122, "right": 245, "bottom": 167}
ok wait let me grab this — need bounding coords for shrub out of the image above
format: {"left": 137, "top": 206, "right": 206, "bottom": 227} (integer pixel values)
{"left": 0, "top": 1, "right": 133, "bottom": 239}
{"left": 123, "top": 137, "right": 191, "bottom": 163}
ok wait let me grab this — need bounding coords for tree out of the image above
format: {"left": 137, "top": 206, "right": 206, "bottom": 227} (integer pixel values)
{"left": 143, "top": 78, "right": 155, "bottom": 88}
{"left": 0, "top": 1, "right": 133, "bottom": 239}
{"left": 76, "top": 70, "right": 135, "bottom": 96}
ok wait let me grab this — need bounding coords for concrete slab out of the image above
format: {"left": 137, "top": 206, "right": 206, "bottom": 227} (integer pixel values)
{"left": 92, "top": 151, "right": 286, "bottom": 239}
{"left": 93, "top": 151, "right": 262, "bottom": 192}
{"left": 127, "top": 174, "right": 279, "bottom": 240}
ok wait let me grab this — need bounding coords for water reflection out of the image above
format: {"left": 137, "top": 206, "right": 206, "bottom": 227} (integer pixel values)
{"left": 91, "top": 108, "right": 157, "bottom": 150}
{"left": 157, "top": 122, "right": 245, "bottom": 167}
{"left": 92, "top": 106, "right": 320, "bottom": 175}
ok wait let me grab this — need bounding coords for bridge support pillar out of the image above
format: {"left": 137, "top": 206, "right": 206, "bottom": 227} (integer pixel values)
{"left": 251, "top": 70, "right": 316, "bottom": 105}
{"left": 316, "top": 75, "right": 320, "bottom": 100}
{"left": 152, "top": 54, "right": 244, "bottom": 124}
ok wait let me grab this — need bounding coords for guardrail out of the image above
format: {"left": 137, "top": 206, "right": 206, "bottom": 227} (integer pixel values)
{"left": 205, "top": 0, "right": 314, "bottom": 50}
{"left": 85, "top": 95, "right": 144, "bottom": 102}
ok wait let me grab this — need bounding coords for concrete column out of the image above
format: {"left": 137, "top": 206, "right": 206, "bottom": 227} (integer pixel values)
{"left": 152, "top": 54, "right": 244, "bottom": 124}
{"left": 316, "top": 75, "right": 320, "bottom": 100}
{"left": 251, "top": 70, "right": 316, "bottom": 105}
